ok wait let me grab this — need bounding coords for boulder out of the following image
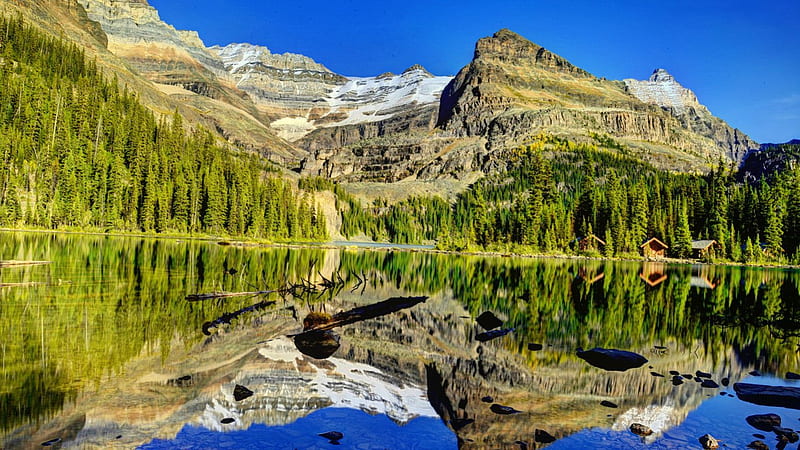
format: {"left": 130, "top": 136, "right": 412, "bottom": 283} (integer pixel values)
{"left": 698, "top": 434, "right": 719, "bottom": 449}
{"left": 734, "top": 383, "right": 800, "bottom": 410}
{"left": 630, "top": 423, "right": 653, "bottom": 436}
{"left": 745, "top": 413, "right": 781, "bottom": 432}
{"left": 576, "top": 348, "right": 648, "bottom": 372}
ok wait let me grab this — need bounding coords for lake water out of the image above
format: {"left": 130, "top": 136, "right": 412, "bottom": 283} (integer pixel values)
{"left": 1, "top": 232, "right": 798, "bottom": 449}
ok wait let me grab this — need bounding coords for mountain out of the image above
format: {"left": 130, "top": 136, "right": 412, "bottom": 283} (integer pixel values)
{"left": 437, "top": 30, "right": 757, "bottom": 171}
{"left": 737, "top": 139, "right": 800, "bottom": 181}
{"left": 211, "top": 43, "right": 451, "bottom": 142}
{"left": 624, "top": 68, "right": 757, "bottom": 162}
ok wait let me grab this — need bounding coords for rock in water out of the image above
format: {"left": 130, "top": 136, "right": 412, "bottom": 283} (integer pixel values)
{"left": 734, "top": 383, "right": 800, "bottom": 410}
{"left": 773, "top": 427, "right": 799, "bottom": 443}
{"left": 221, "top": 418, "right": 235, "bottom": 424}
{"left": 319, "top": 431, "right": 344, "bottom": 441}
{"left": 747, "top": 441, "right": 769, "bottom": 450}
{"left": 534, "top": 429, "right": 556, "bottom": 444}
{"left": 576, "top": 348, "right": 648, "bottom": 372}
{"left": 698, "top": 434, "right": 719, "bottom": 449}
{"left": 669, "top": 370, "right": 680, "bottom": 376}
{"left": 527, "top": 343, "right": 543, "bottom": 351}
{"left": 786, "top": 371, "right": 800, "bottom": 380}
{"left": 745, "top": 413, "right": 782, "bottom": 431}
{"left": 476, "top": 328, "right": 514, "bottom": 342}
{"left": 476, "top": 311, "right": 503, "bottom": 330}
{"left": 600, "top": 400, "right": 618, "bottom": 408}
{"left": 721, "top": 377, "right": 730, "bottom": 386}
{"left": 650, "top": 371, "right": 665, "bottom": 378}
{"left": 701, "top": 379, "right": 720, "bottom": 389}
{"left": 671, "top": 376, "right": 684, "bottom": 386}
{"left": 629, "top": 423, "right": 653, "bottom": 436}
{"left": 481, "top": 396, "right": 494, "bottom": 403}
{"left": 490, "top": 404, "right": 522, "bottom": 414}
{"left": 41, "top": 438, "right": 61, "bottom": 447}
{"left": 696, "top": 370, "right": 712, "bottom": 378}
{"left": 450, "top": 418, "right": 474, "bottom": 430}
{"left": 233, "top": 384, "right": 254, "bottom": 401}
{"left": 750, "top": 370, "right": 762, "bottom": 376}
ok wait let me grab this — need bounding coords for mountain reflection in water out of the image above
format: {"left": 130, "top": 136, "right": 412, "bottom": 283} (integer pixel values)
{"left": 0, "top": 232, "right": 798, "bottom": 449}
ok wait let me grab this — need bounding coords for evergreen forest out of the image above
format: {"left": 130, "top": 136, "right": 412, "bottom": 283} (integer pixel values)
{"left": 335, "top": 136, "right": 800, "bottom": 264}
{"left": 0, "top": 16, "right": 326, "bottom": 240}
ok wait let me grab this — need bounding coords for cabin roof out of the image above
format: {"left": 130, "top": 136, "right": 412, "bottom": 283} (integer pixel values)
{"left": 579, "top": 234, "right": 607, "bottom": 246}
{"left": 640, "top": 237, "right": 669, "bottom": 249}
{"left": 691, "top": 240, "right": 717, "bottom": 250}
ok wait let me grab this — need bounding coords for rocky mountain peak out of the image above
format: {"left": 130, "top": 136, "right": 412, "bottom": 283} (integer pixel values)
{"left": 403, "top": 64, "right": 433, "bottom": 77}
{"left": 649, "top": 68, "right": 675, "bottom": 83}
{"left": 473, "top": 28, "right": 591, "bottom": 78}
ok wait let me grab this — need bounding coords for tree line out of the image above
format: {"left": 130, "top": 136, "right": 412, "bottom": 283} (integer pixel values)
{"left": 336, "top": 134, "right": 800, "bottom": 264}
{"left": 0, "top": 15, "right": 326, "bottom": 240}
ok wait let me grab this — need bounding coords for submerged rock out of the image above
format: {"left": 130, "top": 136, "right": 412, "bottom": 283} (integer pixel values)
{"left": 630, "top": 423, "right": 653, "bottom": 436}
{"left": 490, "top": 403, "right": 522, "bottom": 414}
{"left": 576, "top": 348, "right": 648, "bottom": 372}
{"left": 319, "top": 431, "right": 344, "bottom": 441}
{"left": 476, "top": 311, "right": 503, "bottom": 330}
{"left": 773, "top": 427, "right": 799, "bottom": 443}
{"left": 476, "top": 328, "right": 514, "bottom": 342}
{"left": 293, "top": 330, "right": 341, "bottom": 359}
{"left": 701, "top": 380, "right": 720, "bottom": 389}
{"left": 698, "top": 433, "right": 719, "bottom": 449}
{"left": 746, "top": 441, "right": 768, "bottom": 450}
{"left": 233, "top": 384, "right": 254, "bottom": 401}
{"left": 745, "top": 413, "right": 781, "bottom": 431}
{"left": 534, "top": 429, "right": 556, "bottom": 444}
{"left": 735, "top": 383, "right": 800, "bottom": 410}
{"left": 450, "top": 418, "right": 474, "bottom": 430}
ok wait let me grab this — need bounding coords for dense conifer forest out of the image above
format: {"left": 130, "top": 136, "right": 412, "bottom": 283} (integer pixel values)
{"left": 336, "top": 136, "right": 800, "bottom": 264}
{"left": 0, "top": 16, "right": 326, "bottom": 240}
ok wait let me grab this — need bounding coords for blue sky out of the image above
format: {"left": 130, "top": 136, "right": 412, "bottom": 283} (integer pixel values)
{"left": 149, "top": 0, "right": 799, "bottom": 143}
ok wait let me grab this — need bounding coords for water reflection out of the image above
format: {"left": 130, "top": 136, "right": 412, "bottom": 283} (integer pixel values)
{"left": 0, "top": 232, "right": 798, "bottom": 449}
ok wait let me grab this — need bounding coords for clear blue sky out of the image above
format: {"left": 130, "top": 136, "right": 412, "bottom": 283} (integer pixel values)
{"left": 149, "top": 0, "right": 799, "bottom": 143}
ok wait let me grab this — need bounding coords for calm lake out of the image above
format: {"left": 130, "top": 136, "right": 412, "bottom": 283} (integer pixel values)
{"left": 1, "top": 232, "right": 799, "bottom": 449}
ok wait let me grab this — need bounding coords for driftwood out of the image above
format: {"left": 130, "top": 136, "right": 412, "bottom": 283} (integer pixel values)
{"left": 202, "top": 300, "right": 276, "bottom": 335}
{"left": 289, "top": 296, "right": 428, "bottom": 337}
{"left": 186, "top": 290, "right": 280, "bottom": 302}
{"left": 0, "top": 282, "right": 45, "bottom": 288}
{"left": 0, "top": 260, "right": 51, "bottom": 268}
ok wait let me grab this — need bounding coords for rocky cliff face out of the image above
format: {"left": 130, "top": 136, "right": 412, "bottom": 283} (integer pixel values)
{"left": 625, "top": 69, "right": 758, "bottom": 162}
{"left": 437, "top": 29, "right": 757, "bottom": 170}
{"left": 74, "top": 0, "right": 301, "bottom": 161}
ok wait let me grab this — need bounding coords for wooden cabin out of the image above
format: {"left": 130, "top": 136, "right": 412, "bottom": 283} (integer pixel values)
{"left": 691, "top": 240, "right": 719, "bottom": 259}
{"left": 641, "top": 238, "right": 669, "bottom": 258}
{"left": 577, "top": 234, "right": 607, "bottom": 252}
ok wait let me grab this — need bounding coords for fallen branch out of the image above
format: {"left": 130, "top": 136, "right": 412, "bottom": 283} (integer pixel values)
{"left": 0, "top": 260, "right": 51, "bottom": 268}
{"left": 186, "top": 290, "right": 280, "bottom": 302}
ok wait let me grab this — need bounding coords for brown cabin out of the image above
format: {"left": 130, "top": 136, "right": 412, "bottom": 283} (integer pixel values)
{"left": 577, "top": 234, "right": 607, "bottom": 252}
{"left": 641, "top": 237, "right": 669, "bottom": 258}
{"left": 691, "top": 240, "right": 719, "bottom": 259}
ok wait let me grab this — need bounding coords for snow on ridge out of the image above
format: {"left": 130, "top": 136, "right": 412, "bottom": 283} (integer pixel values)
{"left": 323, "top": 68, "right": 452, "bottom": 127}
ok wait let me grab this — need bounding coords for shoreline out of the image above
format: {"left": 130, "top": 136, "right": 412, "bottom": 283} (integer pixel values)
{"left": 1, "top": 227, "right": 797, "bottom": 271}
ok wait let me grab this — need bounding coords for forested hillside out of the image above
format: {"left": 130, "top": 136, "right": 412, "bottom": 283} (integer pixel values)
{"left": 0, "top": 16, "right": 326, "bottom": 240}
{"left": 337, "top": 134, "right": 800, "bottom": 264}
